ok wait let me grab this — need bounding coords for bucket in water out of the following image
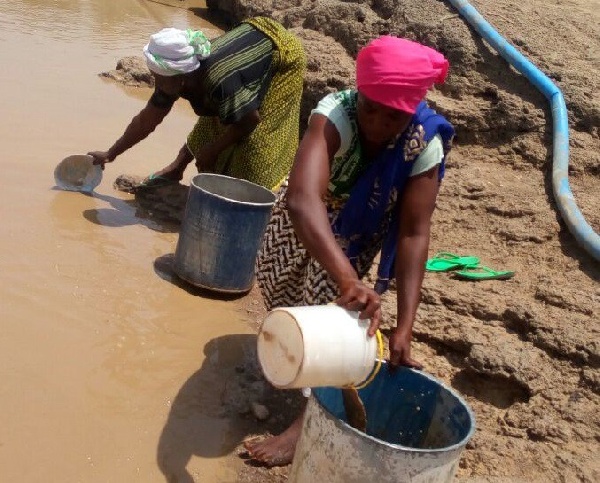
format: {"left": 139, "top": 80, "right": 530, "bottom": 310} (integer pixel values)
{"left": 257, "top": 305, "right": 382, "bottom": 389}
{"left": 173, "top": 174, "right": 276, "bottom": 293}
{"left": 54, "top": 154, "right": 103, "bottom": 193}
{"left": 289, "top": 364, "right": 476, "bottom": 483}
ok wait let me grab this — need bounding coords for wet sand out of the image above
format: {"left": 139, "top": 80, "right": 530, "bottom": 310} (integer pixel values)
{"left": 0, "top": 1, "right": 253, "bottom": 481}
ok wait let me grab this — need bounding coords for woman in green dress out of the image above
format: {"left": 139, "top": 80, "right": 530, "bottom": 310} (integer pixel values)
{"left": 89, "top": 17, "right": 306, "bottom": 191}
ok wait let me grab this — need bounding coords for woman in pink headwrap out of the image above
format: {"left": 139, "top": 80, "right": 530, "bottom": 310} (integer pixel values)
{"left": 246, "top": 36, "right": 454, "bottom": 466}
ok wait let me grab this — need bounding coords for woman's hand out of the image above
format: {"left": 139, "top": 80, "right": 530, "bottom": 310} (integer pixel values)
{"left": 88, "top": 151, "right": 114, "bottom": 169}
{"left": 336, "top": 278, "right": 381, "bottom": 336}
{"left": 388, "top": 327, "right": 423, "bottom": 370}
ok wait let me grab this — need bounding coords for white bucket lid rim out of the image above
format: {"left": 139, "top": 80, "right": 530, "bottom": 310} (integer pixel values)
{"left": 258, "top": 309, "right": 304, "bottom": 388}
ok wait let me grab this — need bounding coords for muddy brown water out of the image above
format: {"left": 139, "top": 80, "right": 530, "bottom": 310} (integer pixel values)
{"left": 0, "top": 1, "right": 258, "bottom": 481}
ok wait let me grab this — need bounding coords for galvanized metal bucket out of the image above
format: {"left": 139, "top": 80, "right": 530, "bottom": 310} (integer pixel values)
{"left": 173, "top": 174, "right": 276, "bottom": 293}
{"left": 289, "top": 364, "right": 476, "bottom": 482}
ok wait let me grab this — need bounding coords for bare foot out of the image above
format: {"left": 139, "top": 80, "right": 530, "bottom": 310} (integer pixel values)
{"left": 243, "top": 415, "right": 304, "bottom": 467}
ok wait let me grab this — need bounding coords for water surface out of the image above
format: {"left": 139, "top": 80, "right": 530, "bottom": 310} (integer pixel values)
{"left": 0, "top": 1, "right": 253, "bottom": 481}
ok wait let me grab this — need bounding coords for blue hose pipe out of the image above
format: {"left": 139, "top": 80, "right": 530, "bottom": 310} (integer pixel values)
{"left": 447, "top": 0, "right": 600, "bottom": 261}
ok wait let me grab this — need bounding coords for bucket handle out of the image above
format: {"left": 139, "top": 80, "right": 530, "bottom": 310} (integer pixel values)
{"left": 348, "top": 329, "right": 384, "bottom": 390}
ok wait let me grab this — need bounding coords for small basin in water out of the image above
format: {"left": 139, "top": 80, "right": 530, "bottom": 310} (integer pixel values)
{"left": 54, "top": 154, "right": 102, "bottom": 193}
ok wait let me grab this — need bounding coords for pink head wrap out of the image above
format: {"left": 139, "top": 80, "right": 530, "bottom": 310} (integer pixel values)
{"left": 356, "top": 36, "right": 449, "bottom": 114}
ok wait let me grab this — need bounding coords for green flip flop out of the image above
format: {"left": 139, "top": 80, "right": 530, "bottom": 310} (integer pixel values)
{"left": 425, "top": 252, "right": 480, "bottom": 272}
{"left": 454, "top": 265, "right": 515, "bottom": 281}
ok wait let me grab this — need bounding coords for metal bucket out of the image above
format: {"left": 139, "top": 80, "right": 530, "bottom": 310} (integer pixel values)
{"left": 173, "top": 174, "right": 276, "bottom": 293}
{"left": 289, "top": 364, "right": 476, "bottom": 483}
{"left": 54, "top": 154, "right": 103, "bottom": 193}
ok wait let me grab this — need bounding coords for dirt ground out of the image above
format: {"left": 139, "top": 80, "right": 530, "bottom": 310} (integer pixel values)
{"left": 106, "top": 0, "right": 599, "bottom": 481}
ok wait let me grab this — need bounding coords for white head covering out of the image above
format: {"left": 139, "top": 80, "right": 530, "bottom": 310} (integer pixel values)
{"left": 143, "top": 27, "right": 211, "bottom": 76}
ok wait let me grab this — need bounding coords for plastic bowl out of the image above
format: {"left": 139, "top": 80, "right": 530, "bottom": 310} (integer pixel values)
{"left": 54, "top": 154, "right": 103, "bottom": 193}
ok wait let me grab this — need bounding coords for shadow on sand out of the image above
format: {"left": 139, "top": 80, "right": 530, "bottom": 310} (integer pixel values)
{"left": 153, "top": 253, "right": 249, "bottom": 301}
{"left": 79, "top": 190, "right": 182, "bottom": 233}
{"left": 156, "top": 333, "right": 304, "bottom": 482}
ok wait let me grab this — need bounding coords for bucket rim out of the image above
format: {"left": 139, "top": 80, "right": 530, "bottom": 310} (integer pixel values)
{"left": 312, "top": 364, "right": 476, "bottom": 453}
{"left": 190, "top": 173, "right": 276, "bottom": 207}
{"left": 258, "top": 308, "right": 305, "bottom": 388}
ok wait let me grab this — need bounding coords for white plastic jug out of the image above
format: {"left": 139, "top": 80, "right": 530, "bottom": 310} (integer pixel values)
{"left": 257, "top": 305, "right": 379, "bottom": 389}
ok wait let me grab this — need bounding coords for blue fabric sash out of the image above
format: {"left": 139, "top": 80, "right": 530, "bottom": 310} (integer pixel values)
{"left": 331, "top": 101, "right": 455, "bottom": 293}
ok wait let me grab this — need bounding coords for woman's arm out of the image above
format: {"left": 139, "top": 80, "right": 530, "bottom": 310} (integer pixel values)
{"left": 286, "top": 114, "right": 382, "bottom": 331}
{"left": 89, "top": 101, "right": 172, "bottom": 166}
{"left": 388, "top": 165, "right": 440, "bottom": 368}
{"left": 195, "top": 110, "right": 261, "bottom": 171}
